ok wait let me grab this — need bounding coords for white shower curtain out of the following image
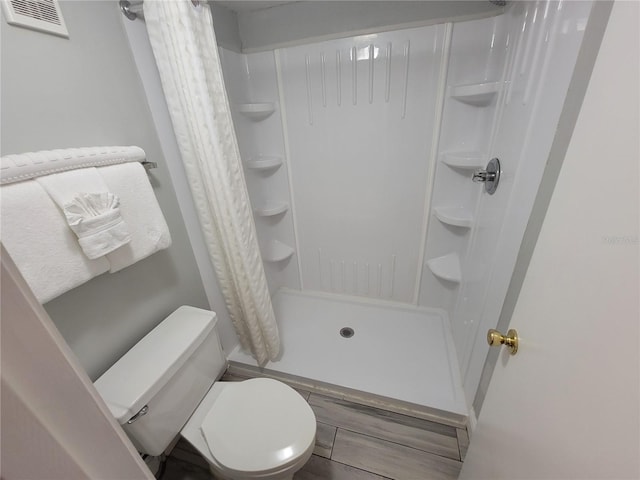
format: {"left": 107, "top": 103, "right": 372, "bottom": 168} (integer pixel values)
{"left": 144, "top": 0, "right": 280, "bottom": 364}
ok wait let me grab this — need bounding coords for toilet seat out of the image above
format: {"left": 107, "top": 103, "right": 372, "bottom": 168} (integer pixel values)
{"left": 181, "top": 378, "right": 316, "bottom": 479}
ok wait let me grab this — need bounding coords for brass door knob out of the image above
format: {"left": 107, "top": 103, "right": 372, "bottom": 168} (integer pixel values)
{"left": 487, "top": 328, "right": 518, "bottom": 355}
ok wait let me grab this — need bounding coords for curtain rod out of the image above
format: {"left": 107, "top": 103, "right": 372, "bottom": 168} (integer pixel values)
{"left": 120, "top": 0, "right": 205, "bottom": 21}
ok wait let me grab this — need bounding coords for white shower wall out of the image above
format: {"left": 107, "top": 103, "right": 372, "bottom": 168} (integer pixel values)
{"left": 219, "top": 48, "right": 302, "bottom": 295}
{"left": 278, "top": 26, "right": 448, "bottom": 303}
{"left": 419, "top": 14, "right": 509, "bottom": 315}
{"left": 455, "top": 1, "right": 594, "bottom": 403}
{"left": 221, "top": 25, "right": 452, "bottom": 304}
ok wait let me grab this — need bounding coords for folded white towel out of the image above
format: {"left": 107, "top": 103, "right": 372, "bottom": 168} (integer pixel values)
{"left": 98, "top": 162, "right": 172, "bottom": 272}
{"left": 36, "top": 168, "right": 131, "bottom": 259}
{"left": 0, "top": 180, "right": 111, "bottom": 303}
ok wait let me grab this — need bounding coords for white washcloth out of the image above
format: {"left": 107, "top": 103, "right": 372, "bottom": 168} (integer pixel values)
{"left": 0, "top": 180, "right": 111, "bottom": 303}
{"left": 98, "top": 162, "right": 172, "bottom": 272}
{"left": 36, "top": 168, "right": 131, "bottom": 259}
{"left": 63, "top": 192, "right": 130, "bottom": 259}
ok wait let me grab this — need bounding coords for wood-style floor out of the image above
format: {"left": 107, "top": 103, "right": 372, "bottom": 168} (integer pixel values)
{"left": 161, "top": 372, "right": 468, "bottom": 480}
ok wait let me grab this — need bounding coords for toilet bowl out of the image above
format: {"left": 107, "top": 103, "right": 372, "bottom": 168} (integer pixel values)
{"left": 94, "top": 306, "right": 316, "bottom": 480}
{"left": 183, "top": 378, "right": 315, "bottom": 480}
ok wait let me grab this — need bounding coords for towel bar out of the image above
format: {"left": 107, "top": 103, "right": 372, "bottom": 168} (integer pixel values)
{"left": 141, "top": 161, "right": 157, "bottom": 170}
{"left": 0, "top": 146, "right": 156, "bottom": 185}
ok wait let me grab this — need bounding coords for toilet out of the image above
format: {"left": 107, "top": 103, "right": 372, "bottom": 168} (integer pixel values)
{"left": 94, "top": 306, "right": 316, "bottom": 480}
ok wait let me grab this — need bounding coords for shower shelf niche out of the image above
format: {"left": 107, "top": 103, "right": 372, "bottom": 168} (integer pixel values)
{"left": 449, "top": 81, "right": 501, "bottom": 106}
{"left": 433, "top": 206, "right": 474, "bottom": 228}
{"left": 263, "top": 240, "right": 295, "bottom": 262}
{"left": 426, "top": 253, "right": 461, "bottom": 283}
{"left": 441, "top": 151, "right": 485, "bottom": 170}
{"left": 254, "top": 202, "right": 289, "bottom": 217}
{"left": 236, "top": 102, "right": 276, "bottom": 121}
{"left": 245, "top": 156, "right": 283, "bottom": 172}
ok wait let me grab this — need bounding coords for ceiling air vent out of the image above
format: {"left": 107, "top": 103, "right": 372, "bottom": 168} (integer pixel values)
{"left": 2, "top": 0, "right": 68, "bottom": 38}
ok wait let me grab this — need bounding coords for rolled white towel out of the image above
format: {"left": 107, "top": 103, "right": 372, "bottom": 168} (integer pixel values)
{"left": 36, "top": 168, "right": 132, "bottom": 259}
{"left": 63, "top": 192, "right": 131, "bottom": 259}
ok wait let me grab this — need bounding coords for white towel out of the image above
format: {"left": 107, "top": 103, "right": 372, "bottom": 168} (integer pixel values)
{"left": 0, "top": 181, "right": 111, "bottom": 303}
{"left": 36, "top": 168, "right": 131, "bottom": 259}
{"left": 98, "top": 162, "right": 172, "bottom": 272}
{"left": 1, "top": 146, "right": 146, "bottom": 185}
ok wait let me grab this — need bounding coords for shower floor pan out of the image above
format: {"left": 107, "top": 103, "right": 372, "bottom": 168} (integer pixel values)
{"left": 228, "top": 289, "right": 468, "bottom": 424}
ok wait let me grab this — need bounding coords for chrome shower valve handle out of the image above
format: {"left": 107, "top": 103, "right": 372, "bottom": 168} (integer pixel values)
{"left": 472, "top": 157, "right": 501, "bottom": 195}
{"left": 472, "top": 170, "right": 496, "bottom": 183}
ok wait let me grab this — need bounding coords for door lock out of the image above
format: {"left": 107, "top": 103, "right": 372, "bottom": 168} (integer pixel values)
{"left": 487, "top": 328, "right": 518, "bottom": 355}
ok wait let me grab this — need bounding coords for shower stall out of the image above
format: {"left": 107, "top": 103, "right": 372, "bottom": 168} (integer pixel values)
{"left": 124, "top": 0, "right": 594, "bottom": 425}
{"left": 216, "top": 0, "right": 593, "bottom": 422}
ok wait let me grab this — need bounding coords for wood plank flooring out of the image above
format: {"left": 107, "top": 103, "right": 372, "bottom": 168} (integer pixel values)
{"left": 314, "top": 422, "right": 338, "bottom": 458}
{"left": 161, "top": 371, "right": 467, "bottom": 480}
{"left": 332, "top": 430, "right": 461, "bottom": 480}
{"left": 295, "top": 455, "right": 389, "bottom": 480}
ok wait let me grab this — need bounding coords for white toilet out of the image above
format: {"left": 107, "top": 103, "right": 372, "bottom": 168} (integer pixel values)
{"left": 94, "top": 306, "right": 316, "bottom": 480}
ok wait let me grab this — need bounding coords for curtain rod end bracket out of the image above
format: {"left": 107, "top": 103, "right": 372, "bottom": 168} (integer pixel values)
{"left": 120, "top": 0, "right": 141, "bottom": 21}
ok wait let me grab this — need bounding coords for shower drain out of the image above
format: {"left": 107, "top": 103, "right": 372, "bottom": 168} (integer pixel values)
{"left": 340, "top": 327, "right": 355, "bottom": 338}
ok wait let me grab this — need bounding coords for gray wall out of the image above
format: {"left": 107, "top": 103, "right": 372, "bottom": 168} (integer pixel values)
{"left": 1, "top": 1, "right": 210, "bottom": 380}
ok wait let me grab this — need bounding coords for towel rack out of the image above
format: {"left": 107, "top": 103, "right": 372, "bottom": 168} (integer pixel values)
{"left": 1, "top": 146, "right": 156, "bottom": 185}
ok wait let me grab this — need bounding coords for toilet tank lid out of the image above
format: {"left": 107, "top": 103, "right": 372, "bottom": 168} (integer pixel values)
{"left": 94, "top": 306, "right": 218, "bottom": 424}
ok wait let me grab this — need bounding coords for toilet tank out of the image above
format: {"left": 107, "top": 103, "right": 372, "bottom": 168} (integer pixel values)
{"left": 94, "top": 306, "right": 227, "bottom": 456}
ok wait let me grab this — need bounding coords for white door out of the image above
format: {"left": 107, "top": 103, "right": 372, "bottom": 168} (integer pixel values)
{"left": 1, "top": 245, "right": 153, "bottom": 479}
{"left": 460, "top": 2, "right": 639, "bottom": 478}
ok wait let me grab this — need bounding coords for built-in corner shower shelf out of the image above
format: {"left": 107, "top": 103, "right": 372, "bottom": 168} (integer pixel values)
{"left": 245, "top": 156, "right": 283, "bottom": 172}
{"left": 254, "top": 202, "right": 289, "bottom": 217}
{"left": 236, "top": 103, "right": 276, "bottom": 121}
{"left": 433, "top": 206, "right": 474, "bottom": 228}
{"left": 427, "top": 253, "right": 461, "bottom": 283}
{"left": 441, "top": 151, "right": 485, "bottom": 170}
{"left": 263, "top": 240, "right": 295, "bottom": 263}
{"left": 449, "top": 81, "right": 501, "bottom": 106}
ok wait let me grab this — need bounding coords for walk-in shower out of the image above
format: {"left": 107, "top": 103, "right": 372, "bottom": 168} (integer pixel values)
{"left": 215, "top": 0, "right": 594, "bottom": 423}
